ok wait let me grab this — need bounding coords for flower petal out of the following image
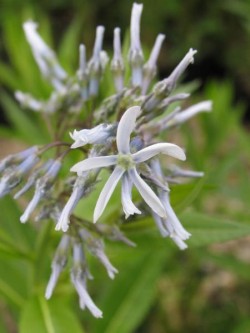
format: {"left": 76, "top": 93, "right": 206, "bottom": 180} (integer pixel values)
{"left": 73, "top": 279, "right": 103, "bottom": 318}
{"left": 116, "top": 106, "right": 141, "bottom": 154}
{"left": 169, "top": 100, "right": 212, "bottom": 125}
{"left": 171, "top": 235, "right": 188, "bottom": 250}
{"left": 71, "top": 155, "right": 117, "bottom": 174}
{"left": 55, "top": 186, "right": 83, "bottom": 232}
{"left": 121, "top": 174, "right": 141, "bottom": 218}
{"left": 128, "top": 167, "right": 166, "bottom": 217}
{"left": 133, "top": 143, "right": 186, "bottom": 163}
{"left": 152, "top": 211, "right": 169, "bottom": 237}
{"left": 94, "top": 166, "right": 125, "bottom": 223}
{"left": 160, "top": 191, "right": 191, "bottom": 240}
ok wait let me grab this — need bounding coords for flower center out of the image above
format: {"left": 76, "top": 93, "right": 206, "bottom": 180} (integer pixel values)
{"left": 117, "top": 154, "right": 135, "bottom": 170}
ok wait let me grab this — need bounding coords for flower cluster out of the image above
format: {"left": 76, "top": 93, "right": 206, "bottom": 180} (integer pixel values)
{"left": 0, "top": 3, "right": 212, "bottom": 317}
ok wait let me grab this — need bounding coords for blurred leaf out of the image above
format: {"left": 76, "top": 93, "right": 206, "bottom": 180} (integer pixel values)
{"left": 232, "top": 318, "right": 250, "bottom": 333}
{"left": 0, "top": 63, "right": 20, "bottom": 91}
{"left": 92, "top": 249, "right": 166, "bottom": 333}
{"left": 182, "top": 211, "right": 250, "bottom": 246}
{"left": 0, "top": 275, "right": 25, "bottom": 308}
{"left": 206, "top": 252, "right": 250, "bottom": 281}
{"left": 20, "top": 296, "right": 84, "bottom": 333}
{"left": 0, "top": 310, "right": 10, "bottom": 333}
{"left": 123, "top": 211, "right": 250, "bottom": 249}
{"left": 0, "top": 197, "right": 35, "bottom": 250}
{"left": 0, "top": 91, "right": 49, "bottom": 143}
{"left": 171, "top": 177, "right": 207, "bottom": 211}
{"left": 58, "top": 16, "right": 83, "bottom": 72}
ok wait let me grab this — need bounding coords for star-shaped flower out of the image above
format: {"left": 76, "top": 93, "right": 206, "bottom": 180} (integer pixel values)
{"left": 71, "top": 106, "right": 186, "bottom": 222}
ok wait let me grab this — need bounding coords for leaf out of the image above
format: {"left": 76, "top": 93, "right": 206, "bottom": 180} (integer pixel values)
{"left": 0, "top": 313, "right": 9, "bottom": 333}
{"left": 58, "top": 16, "right": 83, "bottom": 72}
{"left": 91, "top": 249, "right": 166, "bottom": 333}
{"left": 181, "top": 211, "right": 250, "bottom": 246}
{"left": 0, "top": 91, "right": 48, "bottom": 143}
{"left": 20, "top": 296, "right": 84, "bottom": 333}
{"left": 0, "top": 274, "right": 25, "bottom": 308}
{"left": 122, "top": 211, "right": 250, "bottom": 249}
{"left": 0, "top": 196, "right": 35, "bottom": 251}
{"left": 231, "top": 318, "right": 250, "bottom": 333}
{"left": 0, "top": 62, "right": 20, "bottom": 90}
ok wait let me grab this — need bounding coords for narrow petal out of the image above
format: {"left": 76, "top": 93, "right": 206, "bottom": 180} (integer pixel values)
{"left": 121, "top": 174, "right": 141, "bottom": 219}
{"left": 130, "top": 3, "right": 143, "bottom": 51}
{"left": 168, "top": 48, "right": 197, "bottom": 84}
{"left": 45, "top": 264, "right": 61, "bottom": 299}
{"left": 93, "top": 26, "right": 105, "bottom": 59}
{"left": 142, "top": 34, "right": 165, "bottom": 94}
{"left": 171, "top": 235, "right": 188, "bottom": 250}
{"left": 111, "top": 27, "right": 124, "bottom": 92}
{"left": 160, "top": 191, "right": 191, "bottom": 240}
{"left": 94, "top": 248, "right": 118, "bottom": 279}
{"left": 55, "top": 186, "right": 83, "bottom": 232}
{"left": 71, "top": 155, "right": 117, "bottom": 174}
{"left": 129, "top": 167, "right": 166, "bottom": 217}
{"left": 152, "top": 212, "right": 169, "bottom": 237}
{"left": 169, "top": 100, "right": 212, "bottom": 125}
{"left": 116, "top": 106, "right": 141, "bottom": 154}
{"left": 94, "top": 166, "right": 125, "bottom": 223}
{"left": 133, "top": 143, "right": 186, "bottom": 163}
{"left": 20, "top": 190, "right": 42, "bottom": 223}
{"left": 74, "top": 279, "right": 103, "bottom": 318}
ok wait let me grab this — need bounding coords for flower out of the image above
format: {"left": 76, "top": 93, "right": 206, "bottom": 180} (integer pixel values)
{"left": 165, "top": 100, "right": 212, "bottom": 128}
{"left": 129, "top": 3, "right": 144, "bottom": 87}
{"left": 20, "top": 159, "right": 61, "bottom": 223}
{"left": 71, "top": 105, "right": 186, "bottom": 223}
{"left": 70, "top": 243, "right": 103, "bottom": 318}
{"left": 79, "top": 229, "right": 118, "bottom": 279}
{"left": 70, "top": 123, "right": 116, "bottom": 149}
{"left": 111, "top": 27, "right": 125, "bottom": 92}
{"left": 150, "top": 159, "right": 191, "bottom": 249}
{"left": 45, "top": 235, "right": 70, "bottom": 299}
{"left": 142, "top": 33, "right": 165, "bottom": 94}
{"left": 23, "top": 21, "right": 67, "bottom": 91}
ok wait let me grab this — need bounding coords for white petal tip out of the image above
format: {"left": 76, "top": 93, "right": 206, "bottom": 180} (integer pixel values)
{"left": 20, "top": 215, "right": 27, "bottom": 224}
{"left": 70, "top": 165, "right": 79, "bottom": 172}
{"left": 45, "top": 291, "right": 51, "bottom": 300}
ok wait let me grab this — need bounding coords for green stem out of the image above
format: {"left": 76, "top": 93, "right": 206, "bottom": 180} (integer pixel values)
{"left": 33, "top": 221, "right": 53, "bottom": 288}
{"left": 39, "top": 296, "right": 56, "bottom": 333}
{"left": 0, "top": 279, "right": 24, "bottom": 308}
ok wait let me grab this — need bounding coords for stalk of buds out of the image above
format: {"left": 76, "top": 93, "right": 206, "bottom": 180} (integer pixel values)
{"left": 0, "top": 2, "right": 212, "bottom": 317}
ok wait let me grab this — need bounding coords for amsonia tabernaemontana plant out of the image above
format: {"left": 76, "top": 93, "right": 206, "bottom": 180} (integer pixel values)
{"left": 0, "top": 3, "right": 212, "bottom": 317}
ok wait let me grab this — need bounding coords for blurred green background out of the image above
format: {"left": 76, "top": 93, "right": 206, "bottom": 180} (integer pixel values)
{"left": 0, "top": 1, "right": 250, "bottom": 332}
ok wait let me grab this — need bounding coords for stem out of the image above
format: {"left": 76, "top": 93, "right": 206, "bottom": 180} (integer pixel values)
{"left": 32, "top": 221, "right": 53, "bottom": 288}
{"left": 38, "top": 142, "right": 71, "bottom": 155}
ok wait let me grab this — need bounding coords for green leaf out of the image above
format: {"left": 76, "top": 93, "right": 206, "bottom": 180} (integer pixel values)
{"left": 91, "top": 249, "right": 166, "bottom": 333}
{"left": 204, "top": 252, "right": 250, "bottom": 281}
{"left": 232, "top": 318, "right": 250, "bottom": 333}
{"left": 0, "top": 62, "right": 20, "bottom": 90}
{"left": 0, "top": 273, "right": 25, "bottom": 308}
{"left": 0, "top": 91, "right": 48, "bottom": 143}
{"left": 181, "top": 211, "right": 250, "bottom": 246}
{"left": 0, "top": 312, "right": 10, "bottom": 333}
{"left": 58, "top": 16, "right": 83, "bottom": 72}
{"left": 20, "top": 296, "right": 84, "bottom": 333}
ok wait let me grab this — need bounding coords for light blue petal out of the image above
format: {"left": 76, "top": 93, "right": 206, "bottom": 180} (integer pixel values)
{"left": 160, "top": 191, "right": 191, "bottom": 240}
{"left": 116, "top": 106, "right": 141, "bottom": 154}
{"left": 133, "top": 143, "right": 186, "bottom": 163}
{"left": 94, "top": 166, "right": 125, "bottom": 223}
{"left": 129, "top": 167, "right": 166, "bottom": 217}
{"left": 71, "top": 155, "right": 117, "bottom": 174}
{"left": 121, "top": 174, "right": 141, "bottom": 219}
